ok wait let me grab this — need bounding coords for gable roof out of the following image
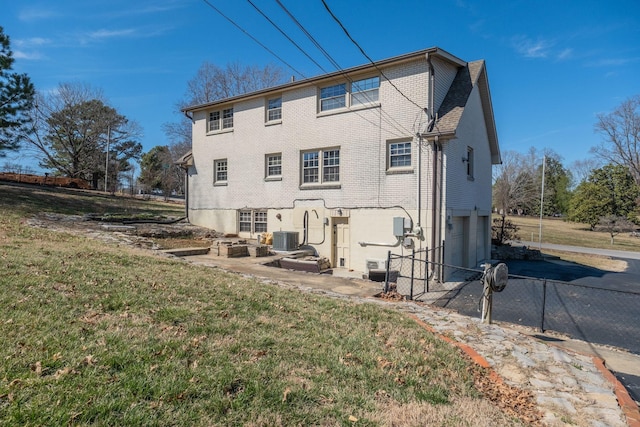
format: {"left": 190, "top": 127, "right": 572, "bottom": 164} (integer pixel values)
{"left": 424, "top": 60, "right": 501, "bottom": 164}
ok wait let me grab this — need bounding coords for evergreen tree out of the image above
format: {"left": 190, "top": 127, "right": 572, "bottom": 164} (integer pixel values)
{"left": 0, "top": 26, "right": 35, "bottom": 155}
{"left": 568, "top": 164, "right": 639, "bottom": 229}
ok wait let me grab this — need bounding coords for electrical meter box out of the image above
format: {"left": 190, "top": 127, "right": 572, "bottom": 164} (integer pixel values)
{"left": 393, "top": 216, "right": 411, "bottom": 237}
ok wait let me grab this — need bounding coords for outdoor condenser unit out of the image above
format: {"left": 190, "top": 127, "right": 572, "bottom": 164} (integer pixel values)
{"left": 365, "top": 259, "right": 388, "bottom": 273}
{"left": 272, "top": 231, "right": 299, "bottom": 251}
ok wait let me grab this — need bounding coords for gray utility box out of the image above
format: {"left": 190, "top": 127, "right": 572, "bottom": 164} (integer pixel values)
{"left": 272, "top": 231, "right": 299, "bottom": 251}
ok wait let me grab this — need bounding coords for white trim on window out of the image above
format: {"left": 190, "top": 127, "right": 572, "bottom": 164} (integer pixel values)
{"left": 266, "top": 97, "right": 282, "bottom": 123}
{"left": 265, "top": 153, "right": 282, "bottom": 180}
{"left": 238, "top": 209, "right": 267, "bottom": 233}
{"left": 301, "top": 148, "right": 340, "bottom": 188}
{"left": 318, "top": 76, "right": 380, "bottom": 114}
{"left": 213, "top": 159, "right": 228, "bottom": 185}
{"left": 351, "top": 76, "right": 380, "bottom": 106}
{"left": 207, "top": 107, "right": 234, "bottom": 134}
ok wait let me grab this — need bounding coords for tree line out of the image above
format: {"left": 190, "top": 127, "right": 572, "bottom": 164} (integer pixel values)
{"left": 2, "top": 23, "right": 640, "bottom": 228}
{"left": 0, "top": 26, "right": 284, "bottom": 196}
{"left": 493, "top": 95, "right": 640, "bottom": 242}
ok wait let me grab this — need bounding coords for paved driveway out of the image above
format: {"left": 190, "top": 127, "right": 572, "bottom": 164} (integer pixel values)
{"left": 431, "top": 243, "right": 640, "bottom": 403}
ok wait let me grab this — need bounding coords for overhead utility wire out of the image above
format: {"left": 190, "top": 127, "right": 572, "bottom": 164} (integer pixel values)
{"left": 246, "top": 0, "right": 329, "bottom": 75}
{"left": 200, "top": 0, "right": 305, "bottom": 79}
{"left": 320, "top": 0, "right": 426, "bottom": 112}
{"left": 275, "top": 0, "right": 413, "bottom": 136}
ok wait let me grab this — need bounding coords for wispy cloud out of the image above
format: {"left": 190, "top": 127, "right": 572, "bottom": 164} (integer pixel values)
{"left": 557, "top": 48, "right": 573, "bottom": 61}
{"left": 18, "top": 7, "right": 59, "bottom": 22}
{"left": 12, "top": 38, "right": 51, "bottom": 61}
{"left": 88, "top": 28, "right": 137, "bottom": 40}
{"left": 14, "top": 37, "right": 51, "bottom": 48}
{"left": 13, "top": 50, "right": 46, "bottom": 60}
{"left": 585, "top": 57, "right": 639, "bottom": 67}
{"left": 511, "top": 36, "right": 577, "bottom": 61}
{"left": 511, "top": 36, "right": 553, "bottom": 58}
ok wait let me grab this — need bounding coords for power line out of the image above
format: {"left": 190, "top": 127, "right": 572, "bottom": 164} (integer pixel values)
{"left": 200, "top": 0, "right": 305, "bottom": 79}
{"left": 275, "top": 0, "right": 414, "bottom": 136}
{"left": 246, "top": 0, "right": 329, "bottom": 75}
{"left": 320, "top": 0, "right": 425, "bottom": 112}
{"left": 201, "top": 0, "right": 412, "bottom": 137}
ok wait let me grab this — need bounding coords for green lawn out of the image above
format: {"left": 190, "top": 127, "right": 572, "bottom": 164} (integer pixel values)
{"left": 0, "top": 183, "right": 523, "bottom": 426}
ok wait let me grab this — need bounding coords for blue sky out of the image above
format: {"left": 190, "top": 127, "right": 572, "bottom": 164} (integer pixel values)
{"left": 3, "top": 0, "right": 640, "bottom": 173}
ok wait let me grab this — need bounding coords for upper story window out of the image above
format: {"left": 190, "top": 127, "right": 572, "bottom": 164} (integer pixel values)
{"left": 319, "top": 77, "right": 380, "bottom": 113}
{"left": 302, "top": 148, "right": 340, "bottom": 185}
{"left": 208, "top": 107, "right": 234, "bottom": 132}
{"left": 465, "top": 146, "right": 474, "bottom": 180}
{"left": 351, "top": 76, "right": 380, "bottom": 106}
{"left": 388, "top": 141, "right": 412, "bottom": 168}
{"left": 222, "top": 108, "right": 234, "bottom": 129}
{"left": 208, "top": 111, "right": 220, "bottom": 132}
{"left": 214, "top": 159, "right": 228, "bottom": 185}
{"left": 320, "top": 83, "right": 346, "bottom": 111}
{"left": 267, "top": 97, "right": 282, "bottom": 122}
{"left": 265, "top": 153, "right": 282, "bottom": 179}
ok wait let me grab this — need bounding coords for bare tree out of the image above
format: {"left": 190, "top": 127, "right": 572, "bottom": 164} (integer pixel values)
{"left": 492, "top": 150, "right": 538, "bottom": 215}
{"left": 596, "top": 215, "right": 636, "bottom": 245}
{"left": 591, "top": 94, "right": 640, "bottom": 186}
{"left": 182, "top": 61, "right": 285, "bottom": 108}
{"left": 163, "top": 61, "right": 286, "bottom": 149}
{"left": 570, "top": 157, "right": 603, "bottom": 187}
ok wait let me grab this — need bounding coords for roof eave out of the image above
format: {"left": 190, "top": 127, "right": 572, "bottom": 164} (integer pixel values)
{"left": 182, "top": 46, "right": 464, "bottom": 113}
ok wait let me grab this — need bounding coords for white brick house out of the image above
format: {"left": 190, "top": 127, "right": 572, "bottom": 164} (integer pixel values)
{"left": 181, "top": 47, "right": 500, "bottom": 277}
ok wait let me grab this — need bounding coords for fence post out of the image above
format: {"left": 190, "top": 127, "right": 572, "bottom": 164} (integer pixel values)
{"left": 540, "top": 279, "right": 547, "bottom": 333}
{"left": 384, "top": 250, "right": 391, "bottom": 293}
{"left": 409, "top": 248, "right": 415, "bottom": 300}
{"left": 424, "top": 247, "right": 429, "bottom": 293}
{"left": 481, "top": 263, "right": 493, "bottom": 324}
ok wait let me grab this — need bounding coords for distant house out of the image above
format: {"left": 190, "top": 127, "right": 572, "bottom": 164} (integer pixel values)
{"left": 181, "top": 47, "right": 500, "bottom": 277}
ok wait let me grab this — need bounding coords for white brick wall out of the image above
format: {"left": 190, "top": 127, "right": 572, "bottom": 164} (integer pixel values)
{"left": 186, "top": 53, "right": 496, "bottom": 274}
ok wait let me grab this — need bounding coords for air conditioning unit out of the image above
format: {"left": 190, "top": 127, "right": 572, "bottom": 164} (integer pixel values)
{"left": 272, "top": 231, "right": 299, "bottom": 251}
{"left": 365, "top": 259, "right": 388, "bottom": 273}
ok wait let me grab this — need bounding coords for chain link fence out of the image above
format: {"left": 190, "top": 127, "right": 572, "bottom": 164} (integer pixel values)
{"left": 381, "top": 250, "right": 640, "bottom": 355}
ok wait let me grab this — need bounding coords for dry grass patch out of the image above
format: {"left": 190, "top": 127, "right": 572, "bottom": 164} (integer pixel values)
{"left": 505, "top": 215, "right": 640, "bottom": 252}
{"left": 542, "top": 249, "right": 628, "bottom": 272}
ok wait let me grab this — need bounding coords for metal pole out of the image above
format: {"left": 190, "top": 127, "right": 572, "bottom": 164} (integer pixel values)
{"left": 540, "top": 279, "right": 547, "bottom": 332}
{"left": 409, "top": 248, "right": 415, "bottom": 300}
{"left": 538, "top": 155, "right": 546, "bottom": 249}
{"left": 481, "top": 264, "right": 493, "bottom": 324}
{"left": 384, "top": 250, "right": 391, "bottom": 293}
{"left": 104, "top": 125, "right": 110, "bottom": 192}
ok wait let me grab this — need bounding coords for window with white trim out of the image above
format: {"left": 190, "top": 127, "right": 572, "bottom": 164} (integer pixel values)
{"left": 319, "top": 77, "right": 380, "bottom": 112}
{"left": 320, "top": 83, "right": 346, "bottom": 111}
{"left": 265, "top": 153, "right": 282, "bottom": 178}
{"left": 267, "top": 97, "right": 282, "bottom": 121}
{"left": 208, "top": 111, "right": 220, "bottom": 132}
{"left": 254, "top": 211, "right": 267, "bottom": 233}
{"left": 238, "top": 209, "right": 267, "bottom": 233}
{"left": 214, "top": 159, "right": 227, "bottom": 184}
{"left": 222, "top": 108, "right": 233, "bottom": 129}
{"left": 302, "top": 148, "right": 340, "bottom": 185}
{"left": 388, "top": 141, "right": 412, "bottom": 169}
{"left": 239, "top": 210, "right": 252, "bottom": 232}
{"left": 208, "top": 108, "right": 233, "bottom": 132}
{"left": 351, "top": 76, "right": 380, "bottom": 106}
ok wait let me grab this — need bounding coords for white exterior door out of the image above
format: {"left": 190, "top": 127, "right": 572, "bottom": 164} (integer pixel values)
{"left": 333, "top": 218, "right": 350, "bottom": 269}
